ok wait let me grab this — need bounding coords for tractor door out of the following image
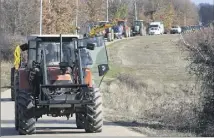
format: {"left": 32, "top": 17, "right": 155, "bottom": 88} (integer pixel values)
{"left": 78, "top": 36, "right": 109, "bottom": 88}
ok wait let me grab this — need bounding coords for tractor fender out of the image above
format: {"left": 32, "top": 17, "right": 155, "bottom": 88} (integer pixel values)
{"left": 18, "top": 68, "right": 30, "bottom": 90}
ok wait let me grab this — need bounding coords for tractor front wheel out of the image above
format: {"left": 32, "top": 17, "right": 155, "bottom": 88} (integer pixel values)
{"left": 17, "top": 90, "right": 36, "bottom": 135}
{"left": 76, "top": 113, "right": 85, "bottom": 129}
{"left": 84, "top": 89, "right": 103, "bottom": 133}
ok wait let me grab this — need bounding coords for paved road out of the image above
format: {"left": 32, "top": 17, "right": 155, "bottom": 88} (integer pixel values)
{"left": 1, "top": 89, "right": 144, "bottom": 137}
{"left": 1, "top": 37, "right": 144, "bottom": 137}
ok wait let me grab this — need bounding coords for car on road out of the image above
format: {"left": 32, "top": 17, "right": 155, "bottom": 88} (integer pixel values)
{"left": 170, "top": 25, "right": 182, "bottom": 34}
{"left": 148, "top": 22, "right": 164, "bottom": 35}
{"left": 148, "top": 27, "right": 162, "bottom": 35}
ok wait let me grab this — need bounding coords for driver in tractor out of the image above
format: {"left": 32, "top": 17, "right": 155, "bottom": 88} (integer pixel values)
{"left": 45, "top": 43, "right": 59, "bottom": 64}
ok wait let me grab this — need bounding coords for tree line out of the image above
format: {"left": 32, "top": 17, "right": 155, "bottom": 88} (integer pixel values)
{"left": 0, "top": 0, "right": 204, "bottom": 35}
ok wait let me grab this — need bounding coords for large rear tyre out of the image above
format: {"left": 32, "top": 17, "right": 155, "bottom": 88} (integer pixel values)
{"left": 17, "top": 91, "right": 36, "bottom": 135}
{"left": 11, "top": 67, "right": 15, "bottom": 101}
{"left": 84, "top": 90, "right": 103, "bottom": 133}
{"left": 15, "top": 99, "right": 19, "bottom": 130}
{"left": 14, "top": 71, "right": 19, "bottom": 130}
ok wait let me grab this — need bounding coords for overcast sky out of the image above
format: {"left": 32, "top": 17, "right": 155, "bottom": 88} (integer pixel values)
{"left": 191, "top": 0, "right": 214, "bottom": 5}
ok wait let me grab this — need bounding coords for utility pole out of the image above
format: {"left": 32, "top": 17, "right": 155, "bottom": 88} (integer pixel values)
{"left": 184, "top": 0, "right": 187, "bottom": 26}
{"left": 107, "top": 0, "right": 109, "bottom": 22}
{"left": 76, "top": 0, "right": 78, "bottom": 34}
{"left": 40, "top": 0, "right": 43, "bottom": 35}
{"left": 134, "top": 0, "right": 137, "bottom": 20}
{"left": 48, "top": 0, "right": 50, "bottom": 12}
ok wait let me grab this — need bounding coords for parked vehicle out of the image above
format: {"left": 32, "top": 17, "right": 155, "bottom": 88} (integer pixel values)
{"left": 97, "top": 21, "right": 115, "bottom": 42}
{"left": 117, "top": 19, "right": 131, "bottom": 38}
{"left": 131, "top": 20, "right": 147, "bottom": 36}
{"left": 148, "top": 27, "right": 162, "bottom": 35}
{"left": 148, "top": 22, "right": 164, "bottom": 35}
{"left": 170, "top": 25, "right": 182, "bottom": 34}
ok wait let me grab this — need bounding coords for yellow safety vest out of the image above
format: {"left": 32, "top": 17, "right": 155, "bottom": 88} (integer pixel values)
{"left": 14, "top": 45, "right": 21, "bottom": 70}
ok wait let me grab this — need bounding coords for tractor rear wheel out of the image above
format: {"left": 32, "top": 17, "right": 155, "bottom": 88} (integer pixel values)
{"left": 11, "top": 67, "right": 15, "bottom": 101}
{"left": 84, "top": 90, "right": 103, "bottom": 133}
{"left": 14, "top": 71, "right": 19, "bottom": 130}
{"left": 76, "top": 113, "right": 85, "bottom": 129}
{"left": 17, "top": 90, "right": 36, "bottom": 135}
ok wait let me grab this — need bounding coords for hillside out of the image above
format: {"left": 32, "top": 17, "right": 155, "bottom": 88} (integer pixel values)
{"left": 102, "top": 34, "right": 200, "bottom": 136}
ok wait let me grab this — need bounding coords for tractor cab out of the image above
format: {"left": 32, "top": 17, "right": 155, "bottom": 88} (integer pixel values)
{"left": 26, "top": 34, "right": 109, "bottom": 88}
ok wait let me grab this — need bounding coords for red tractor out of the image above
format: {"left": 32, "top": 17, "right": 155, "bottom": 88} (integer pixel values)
{"left": 12, "top": 34, "right": 109, "bottom": 135}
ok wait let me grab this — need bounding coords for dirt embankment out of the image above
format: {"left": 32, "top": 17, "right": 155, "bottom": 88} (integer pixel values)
{"left": 102, "top": 35, "right": 201, "bottom": 136}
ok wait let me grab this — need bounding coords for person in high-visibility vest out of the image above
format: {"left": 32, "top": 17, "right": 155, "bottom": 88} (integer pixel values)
{"left": 14, "top": 44, "right": 21, "bottom": 70}
{"left": 13, "top": 43, "right": 28, "bottom": 70}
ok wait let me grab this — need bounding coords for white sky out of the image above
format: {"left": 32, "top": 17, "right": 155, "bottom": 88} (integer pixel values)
{"left": 191, "top": 0, "right": 214, "bottom": 5}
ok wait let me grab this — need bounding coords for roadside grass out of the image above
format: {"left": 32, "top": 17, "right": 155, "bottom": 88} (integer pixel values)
{"left": 1, "top": 61, "right": 13, "bottom": 92}
{"left": 101, "top": 35, "right": 201, "bottom": 136}
{"left": 102, "top": 71, "right": 200, "bottom": 136}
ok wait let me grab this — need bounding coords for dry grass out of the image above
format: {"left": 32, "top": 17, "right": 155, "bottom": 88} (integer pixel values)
{"left": 101, "top": 35, "right": 203, "bottom": 136}
{"left": 1, "top": 61, "right": 13, "bottom": 92}
{"left": 102, "top": 72, "right": 200, "bottom": 136}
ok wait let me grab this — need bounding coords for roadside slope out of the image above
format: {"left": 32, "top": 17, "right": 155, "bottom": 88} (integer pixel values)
{"left": 102, "top": 34, "right": 199, "bottom": 136}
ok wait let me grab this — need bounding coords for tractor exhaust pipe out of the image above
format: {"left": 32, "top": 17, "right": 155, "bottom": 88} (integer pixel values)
{"left": 60, "top": 34, "right": 62, "bottom": 63}
{"left": 42, "top": 46, "right": 48, "bottom": 85}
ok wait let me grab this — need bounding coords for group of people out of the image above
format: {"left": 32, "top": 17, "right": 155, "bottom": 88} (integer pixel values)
{"left": 113, "top": 24, "right": 124, "bottom": 39}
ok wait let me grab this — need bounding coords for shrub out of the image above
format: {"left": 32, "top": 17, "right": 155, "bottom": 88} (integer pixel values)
{"left": 182, "top": 27, "right": 214, "bottom": 136}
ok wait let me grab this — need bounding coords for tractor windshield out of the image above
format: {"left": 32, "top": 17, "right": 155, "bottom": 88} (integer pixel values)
{"left": 134, "top": 21, "right": 141, "bottom": 26}
{"left": 78, "top": 36, "right": 108, "bottom": 87}
{"left": 37, "top": 42, "right": 75, "bottom": 66}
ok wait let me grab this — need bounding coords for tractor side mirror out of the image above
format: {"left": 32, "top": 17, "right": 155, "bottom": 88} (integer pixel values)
{"left": 98, "top": 64, "right": 109, "bottom": 76}
{"left": 86, "top": 43, "right": 95, "bottom": 50}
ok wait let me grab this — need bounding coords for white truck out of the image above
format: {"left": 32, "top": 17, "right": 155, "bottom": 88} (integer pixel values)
{"left": 148, "top": 22, "right": 164, "bottom": 35}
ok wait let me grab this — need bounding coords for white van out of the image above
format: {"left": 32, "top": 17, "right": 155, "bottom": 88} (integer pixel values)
{"left": 148, "top": 22, "right": 164, "bottom": 35}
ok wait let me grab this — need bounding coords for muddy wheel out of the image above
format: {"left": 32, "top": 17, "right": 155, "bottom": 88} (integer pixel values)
{"left": 76, "top": 113, "right": 85, "bottom": 129}
{"left": 14, "top": 71, "right": 19, "bottom": 130}
{"left": 84, "top": 89, "right": 103, "bottom": 133}
{"left": 17, "top": 90, "right": 36, "bottom": 135}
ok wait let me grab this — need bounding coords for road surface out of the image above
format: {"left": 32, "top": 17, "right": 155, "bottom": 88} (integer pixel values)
{"left": 1, "top": 89, "right": 144, "bottom": 137}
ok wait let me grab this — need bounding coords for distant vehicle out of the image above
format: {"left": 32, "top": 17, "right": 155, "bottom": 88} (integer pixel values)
{"left": 97, "top": 21, "right": 115, "bottom": 42}
{"left": 170, "top": 25, "right": 182, "bottom": 34}
{"left": 148, "top": 22, "right": 164, "bottom": 35}
{"left": 131, "top": 20, "right": 147, "bottom": 36}
{"left": 117, "top": 19, "right": 131, "bottom": 38}
{"left": 148, "top": 27, "right": 162, "bottom": 35}
{"left": 181, "top": 26, "right": 188, "bottom": 33}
